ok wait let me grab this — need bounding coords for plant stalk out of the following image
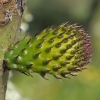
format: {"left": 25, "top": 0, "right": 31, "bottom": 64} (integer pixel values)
{"left": 0, "top": 0, "right": 25, "bottom": 99}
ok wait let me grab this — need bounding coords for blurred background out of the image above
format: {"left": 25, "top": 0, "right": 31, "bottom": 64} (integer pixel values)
{"left": 6, "top": 0, "right": 100, "bottom": 100}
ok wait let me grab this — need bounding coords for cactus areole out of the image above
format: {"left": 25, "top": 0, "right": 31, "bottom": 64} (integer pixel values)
{"left": 4, "top": 23, "right": 92, "bottom": 79}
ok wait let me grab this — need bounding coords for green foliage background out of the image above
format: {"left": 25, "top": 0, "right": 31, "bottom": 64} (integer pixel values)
{"left": 8, "top": 0, "right": 100, "bottom": 100}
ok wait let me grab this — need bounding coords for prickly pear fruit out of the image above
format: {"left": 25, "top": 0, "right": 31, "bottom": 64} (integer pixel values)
{"left": 4, "top": 23, "right": 92, "bottom": 79}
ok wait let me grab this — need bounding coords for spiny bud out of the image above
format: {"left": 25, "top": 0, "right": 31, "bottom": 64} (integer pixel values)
{"left": 53, "top": 54, "right": 62, "bottom": 60}
{"left": 48, "top": 37, "right": 56, "bottom": 43}
{"left": 4, "top": 23, "right": 92, "bottom": 80}
{"left": 33, "top": 52, "right": 41, "bottom": 58}
{"left": 45, "top": 46, "right": 53, "bottom": 52}
{"left": 43, "top": 59, "right": 52, "bottom": 65}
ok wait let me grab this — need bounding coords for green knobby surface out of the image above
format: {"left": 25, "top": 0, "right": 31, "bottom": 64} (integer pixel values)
{"left": 0, "top": 0, "right": 25, "bottom": 99}
{"left": 5, "top": 23, "right": 92, "bottom": 80}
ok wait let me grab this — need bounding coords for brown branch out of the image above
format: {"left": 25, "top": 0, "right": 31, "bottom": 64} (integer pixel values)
{"left": 0, "top": 0, "right": 25, "bottom": 100}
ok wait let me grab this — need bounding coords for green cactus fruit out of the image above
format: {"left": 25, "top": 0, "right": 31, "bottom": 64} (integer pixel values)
{"left": 4, "top": 23, "right": 92, "bottom": 79}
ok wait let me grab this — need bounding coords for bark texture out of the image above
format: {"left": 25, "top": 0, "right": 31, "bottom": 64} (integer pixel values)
{"left": 0, "top": 0, "right": 25, "bottom": 100}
